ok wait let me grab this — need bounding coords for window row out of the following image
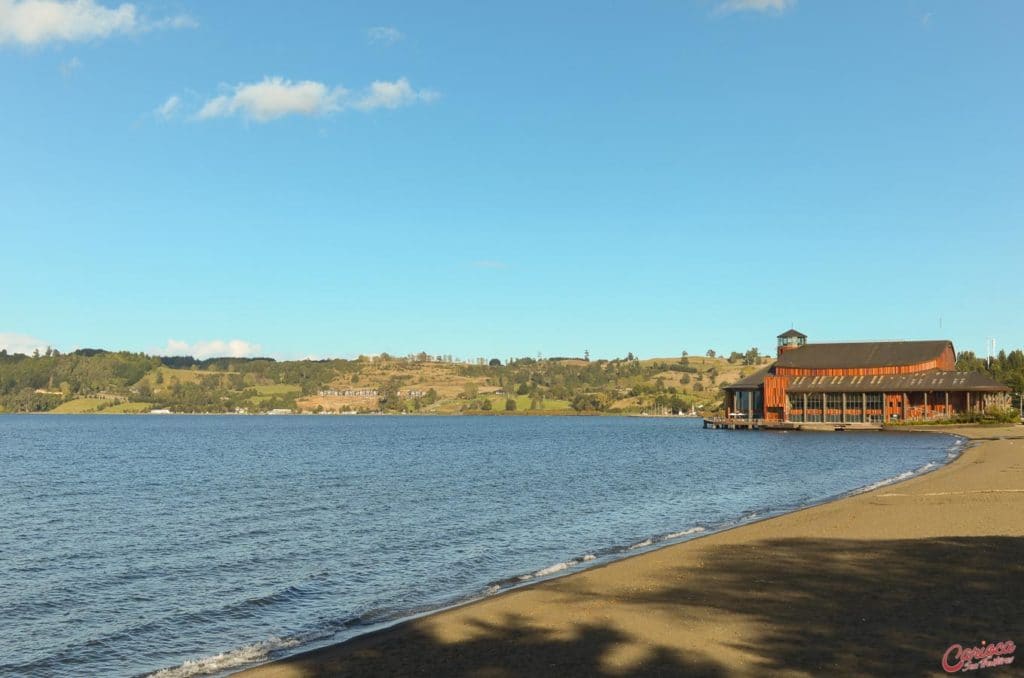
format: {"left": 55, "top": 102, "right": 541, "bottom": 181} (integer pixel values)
{"left": 787, "top": 392, "right": 885, "bottom": 423}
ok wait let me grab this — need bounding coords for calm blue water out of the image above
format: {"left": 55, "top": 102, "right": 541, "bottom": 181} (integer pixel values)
{"left": 0, "top": 415, "right": 959, "bottom": 677}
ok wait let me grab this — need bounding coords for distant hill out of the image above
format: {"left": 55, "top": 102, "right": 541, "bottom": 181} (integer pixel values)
{"left": 0, "top": 349, "right": 774, "bottom": 415}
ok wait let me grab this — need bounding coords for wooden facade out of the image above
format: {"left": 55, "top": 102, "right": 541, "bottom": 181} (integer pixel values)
{"left": 762, "top": 374, "right": 788, "bottom": 422}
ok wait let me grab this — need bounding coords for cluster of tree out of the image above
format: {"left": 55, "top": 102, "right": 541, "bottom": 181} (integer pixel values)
{"left": 726, "top": 348, "right": 763, "bottom": 365}
{"left": 0, "top": 350, "right": 158, "bottom": 408}
{"left": 956, "top": 350, "right": 1024, "bottom": 395}
{"left": 0, "top": 349, "right": 356, "bottom": 413}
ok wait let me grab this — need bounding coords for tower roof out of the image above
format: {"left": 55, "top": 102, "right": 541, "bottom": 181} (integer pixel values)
{"left": 777, "top": 329, "right": 807, "bottom": 339}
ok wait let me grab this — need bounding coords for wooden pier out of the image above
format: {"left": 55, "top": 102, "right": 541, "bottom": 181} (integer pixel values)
{"left": 703, "top": 417, "right": 882, "bottom": 432}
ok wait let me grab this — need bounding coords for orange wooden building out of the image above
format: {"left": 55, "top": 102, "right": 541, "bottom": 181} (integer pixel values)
{"left": 723, "top": 330, "right": 1009, "bottom": 423}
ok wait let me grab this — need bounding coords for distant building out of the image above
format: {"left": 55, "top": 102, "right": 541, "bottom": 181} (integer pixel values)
{"left": 316, "top": 388, "right": 426, "bottom": 399}
{"left": 317, "top": 389, "right": 379, "bottom": 397}
{"left": 723, "top": 330, "right": 1009, "bottom": 423}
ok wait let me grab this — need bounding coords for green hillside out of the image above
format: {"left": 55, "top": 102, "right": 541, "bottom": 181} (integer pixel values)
{"left": 0, "top": 347, "right": 779, "bottom": 414}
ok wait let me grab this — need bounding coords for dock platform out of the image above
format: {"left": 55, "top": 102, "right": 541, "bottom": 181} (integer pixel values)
{"left": 703, "top": 418, "right": 883, "bottom": 432}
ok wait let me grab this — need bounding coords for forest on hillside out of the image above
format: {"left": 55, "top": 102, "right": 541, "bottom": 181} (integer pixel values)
{"left": 0, "top": 347, "right": 767, "bottom": 414}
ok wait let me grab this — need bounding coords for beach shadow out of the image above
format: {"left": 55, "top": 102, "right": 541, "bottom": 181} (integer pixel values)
{"left": 603, "top": 536, "right": 1024, "bottom": 677}
{"left": 261, "top": 536, "right": 1022, "bottom": 677}
{"left": 268, "top": 613, "right": 725, "bottom": 677}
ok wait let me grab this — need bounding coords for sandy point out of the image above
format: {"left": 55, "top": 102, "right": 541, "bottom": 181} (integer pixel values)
{"left": 238, "top": 425, "right": 1024, "bottom": 677}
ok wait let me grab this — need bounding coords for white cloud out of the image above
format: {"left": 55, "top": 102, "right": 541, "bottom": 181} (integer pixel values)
{"left": 59, "top": 53, "right": 79, "bottom": 75}
{"left": 0, "top": 332, "right": 52, "bottom": 355}
{"left": 367, "top": 25, "right": 403, "bottom": 45}
{"left": 158, "top": 338, "right": 263, "bottom": 360}
{"left": 716, "top": 0, "right": 795, "bottom": 14}
{"left": 154, "top": 94, "right": 179, "bottom": 119}
{"left": 351, "top": 77, "right": 439, "bottom": 111}
{"left": 0, "top": 0, "right": 197, "bottom": 46}
{"left": 185, "top": 76, "right": 437, "bottom": 123}
{"left": 195, "top": 76, "right": 346, "bottom": 122}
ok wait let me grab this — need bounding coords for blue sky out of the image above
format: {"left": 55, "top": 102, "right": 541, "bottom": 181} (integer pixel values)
{"left": 1, "top": 0, "right": 1021, "bottom": 361}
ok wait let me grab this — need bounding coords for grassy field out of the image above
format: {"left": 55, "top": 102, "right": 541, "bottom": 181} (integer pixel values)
{"left": 249, "top": 383, "right": 303, "bottom": 406}
{"left": 50, "top": 398, "right": 156, "bottom": 413}
{"left": 103, "top": 402, "right": 153, "bottom": 413}
{"left": 254, "top": 384, "right": 302, "bottom": 395}
{"left": 50, "top": 398, "right": 109, "bottom": 413}
{"left": 139, "top": 366, "right": 236, "bottom": 388}
{"left": 427, "top": 394, "right": 573, "bottom": 414}
{"left": 500, "top": 395, "right": 572, "bottom": 411}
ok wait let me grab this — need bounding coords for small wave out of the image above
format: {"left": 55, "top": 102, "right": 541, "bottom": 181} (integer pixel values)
{"left": 148, "top": 636, "right": 301, "bottom": 678}
{"left": 857, "top": 469, "right": 916, "bottom": 494}
{"left": 518, "top": 557, "right": 583, "bottom": 581}
{"left": 491, "top": 553, "right": 599, "bottom": 589}
{"left": 242, "top": 584, "right": 307, "bottom": 608}
{"left": 947, "top": 439, "right": 967, "bottom": 456}
{"left": 174, "top": 583, "right": 316, "bottom": 628}
{"left": 499, "top": 529, "right": 708, "bottom": 591}
{"left": 533, "top": 560, "right": 574, "bottom": 577}
{"left": 663, "top": 526, "right": 705, "bottom": 540}
{"left": 354, "top": 603, "right": 442, "bottom": 626}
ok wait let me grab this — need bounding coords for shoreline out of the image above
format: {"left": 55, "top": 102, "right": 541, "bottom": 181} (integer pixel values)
{"left": 151, "top": 432, "right": 962, "bottom": 678}
{"left": 234, "top": 425, "right": 1024, "bottom": 677}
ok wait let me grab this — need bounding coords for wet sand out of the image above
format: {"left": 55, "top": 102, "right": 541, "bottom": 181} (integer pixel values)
{"left": 240, "top": 425, "right": 1024, "bottom": 677}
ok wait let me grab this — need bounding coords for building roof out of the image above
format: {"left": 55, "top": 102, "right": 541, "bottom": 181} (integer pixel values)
{"left": 774, "top": 340, "right": 952, "bottom": 370}
{"left": 785, "top": 370, "right": 1008, "bottom": 394}
{"left": 724, "top": 365, "right": 772, "bottom": 390}
{"left": 777, "top": 329, "right": 807, "bottom": 339}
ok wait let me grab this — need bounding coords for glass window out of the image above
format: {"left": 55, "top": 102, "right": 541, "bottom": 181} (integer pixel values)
{"left": 826, "top": 393, "right": 843, "bottom": 422}
{"left": 865, "top": 393, "right": 883, "bottom": 423}
{"left": 806, "top": 393, "right": 823, "bottom": 422}
{"left": 845, "top": 393, "right": 863, "bottom": 423}
{"left": 787, "top": 394, "right": 803, "bottom": 422}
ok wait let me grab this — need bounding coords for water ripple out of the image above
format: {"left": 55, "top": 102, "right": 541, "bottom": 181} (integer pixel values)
{"left": 0, "top": 415, "right": 956, "bottom": 677}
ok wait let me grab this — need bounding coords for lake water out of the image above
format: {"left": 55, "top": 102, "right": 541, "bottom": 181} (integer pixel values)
{"left": 0, "top": 415, "right": 959, "bottom": 677}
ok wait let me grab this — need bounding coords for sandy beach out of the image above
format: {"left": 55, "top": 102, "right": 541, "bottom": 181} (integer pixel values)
{"left": 240, "top": 425, "right": 1024, "bottom": 677}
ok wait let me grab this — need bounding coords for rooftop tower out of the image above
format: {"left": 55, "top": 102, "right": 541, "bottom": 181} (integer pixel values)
{"left": 777, "top": 329, "right": 807, "bottom": 359}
